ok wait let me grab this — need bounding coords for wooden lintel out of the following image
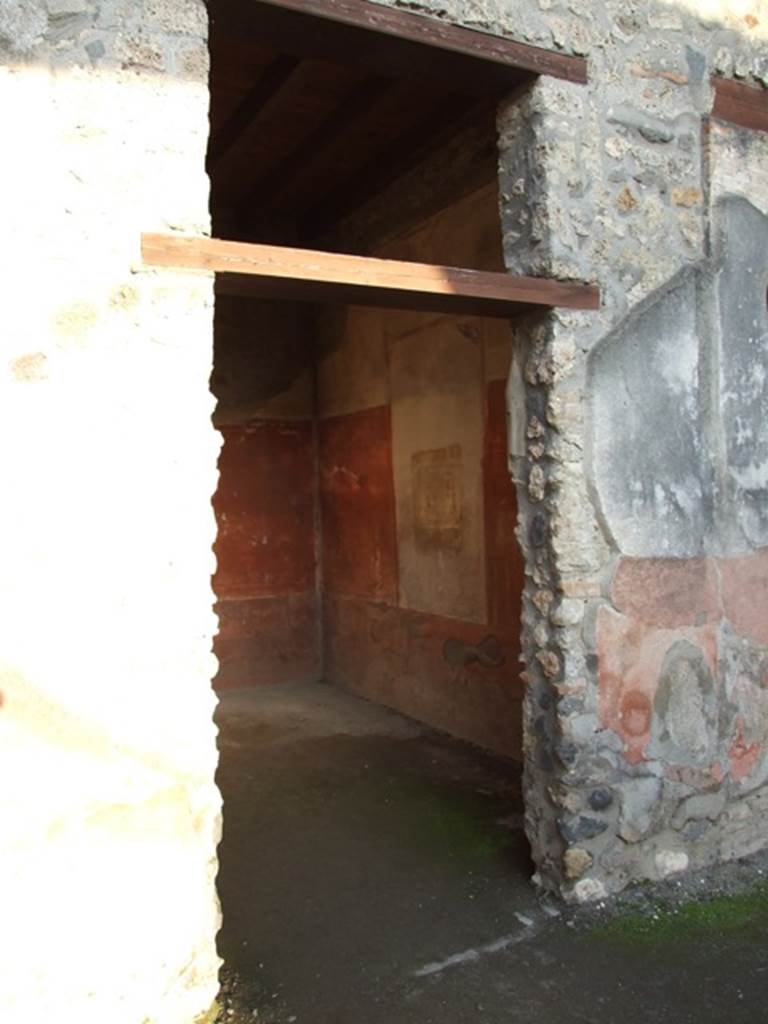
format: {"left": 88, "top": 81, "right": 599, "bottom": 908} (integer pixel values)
{"left": 251, "top": 0, "right": 588, "bottom": 83}
{"left": 211, "top": 0, "right": 587, "bottom": 94}
{"left": 711, "top": 77, "right": 768, "bottom": 134}
{"left": 141, "top": 233, "right": 600, "bottom": 319}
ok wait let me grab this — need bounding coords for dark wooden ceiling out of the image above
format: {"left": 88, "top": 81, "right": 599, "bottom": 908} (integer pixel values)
{"left": 206, "top": 0, "right": 531, "bottom": 250}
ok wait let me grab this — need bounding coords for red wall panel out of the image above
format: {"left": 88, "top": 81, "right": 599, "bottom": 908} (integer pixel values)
{"left": 214, "top": 594, "right": 319, "bottom": 690}
{"left": 323, "top": 591, "right": 523, "bottom": 758}
{"left": 213, "top": 420, "right": 316, "bottom": 599}
{"left": 319, "top": 406, "right": 398, "bottom": 603}
{"left": 319, "top": 386, "right": 524, "bottom": 757}
{"left": 212, "top": 419, "right": 318, "bottom": 691}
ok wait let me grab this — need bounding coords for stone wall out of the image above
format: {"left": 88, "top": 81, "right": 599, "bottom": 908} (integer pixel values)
{"left": 0, "top": 2, "right": 220, "bottom": 1021}
{"left": 368, "top": 0, "right": 767, "bottom": 900}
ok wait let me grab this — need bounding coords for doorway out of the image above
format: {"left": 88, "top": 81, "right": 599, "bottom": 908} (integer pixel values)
{"left": 198, "top": 1, "right": 583, "bottom": 1018}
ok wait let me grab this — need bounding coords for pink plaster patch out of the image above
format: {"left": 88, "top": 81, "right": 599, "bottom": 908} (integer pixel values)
{"left": 619, "top": 689, "right": 653, "bottom": 738}
{"left": 710, "top": 761, "right": 726, "bottom": 784}
{"left": 729, "top": 719, "right": 761, "bottom": 782}
{"left": 610, "top": 556, "right": 721, "bottom": 628}
{"left": 597, "top": 606, "right": 719, "bottom": 764}
{"left": 719, "top": 547, "right": 768, "bottom": 647}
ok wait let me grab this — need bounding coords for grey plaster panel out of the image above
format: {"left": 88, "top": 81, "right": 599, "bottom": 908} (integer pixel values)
{"left": 588, "top": 269, "right": 710, "bottom": 557}
{"left": 588, "top": 197, "right": 768, "bottom": 559}
{"left": 716, "top": 197, "right": 768, "bottom": 549}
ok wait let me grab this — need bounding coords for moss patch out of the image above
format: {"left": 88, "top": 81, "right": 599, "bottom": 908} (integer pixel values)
{"left": 590, "top": 882, "right": 768, "bottom": 946}
{"left": 369, "top": 775, "right": 513, "bottom": 864}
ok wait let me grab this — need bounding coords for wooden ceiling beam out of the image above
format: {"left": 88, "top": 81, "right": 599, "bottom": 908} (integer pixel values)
{"left": 141, "top": 233, "right": 600, "bottom": 320}
{"left": 322, "top": 109, "right": 499, "bottom": 256}
{"left": 235, "top": 75, "right": 394, "bottom": 224}
{"left": 301, "top": 95, "right": 491, "bottom": 243}
{"left": 207, "top": 54, "right": 302, "bottom": 171}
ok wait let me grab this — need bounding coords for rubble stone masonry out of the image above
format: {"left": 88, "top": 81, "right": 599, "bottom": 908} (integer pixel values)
{"left": 370, "top": 0, "right": 767, "bottom": 901}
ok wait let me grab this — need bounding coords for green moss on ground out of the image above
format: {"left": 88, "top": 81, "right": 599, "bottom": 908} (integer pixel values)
{"left": 418, "top": 793, "right": 509, "bottom": 861}
{"left": 590, "top": 882, "right": 768, "bottom": 945}
{"left": 377, "top": 777, "right": 512, "bottom": 864}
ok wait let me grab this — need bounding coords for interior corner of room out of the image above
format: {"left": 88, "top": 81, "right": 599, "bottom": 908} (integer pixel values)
{"left": 200, "top": 0, "right": 544, "bottom": 759}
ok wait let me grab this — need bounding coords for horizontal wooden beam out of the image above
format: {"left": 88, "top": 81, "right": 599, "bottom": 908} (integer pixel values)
{"left": 250, "top": 0, "right": 588, "bottom": 84}
{"left": 141, "top": 233, "right": 600, "bottom": 319}
{"left": 711, "top": 76, "right": 768, "bottom": 133}
{"left": 210, "top": 0, "right": 586, "bottom": 97}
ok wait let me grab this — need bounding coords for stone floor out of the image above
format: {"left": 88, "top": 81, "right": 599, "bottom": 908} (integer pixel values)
{"left": 214, "top": 683, "right": 768, "bottom": 1024}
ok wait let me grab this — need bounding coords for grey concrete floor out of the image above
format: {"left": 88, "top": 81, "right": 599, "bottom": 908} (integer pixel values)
{"left": 214, "top": 683, "right": 768, "bottom": 1024}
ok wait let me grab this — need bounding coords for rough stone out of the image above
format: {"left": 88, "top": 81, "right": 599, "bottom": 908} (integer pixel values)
{"left": 607, "top": 105, "right": 676, "bottom": 144}
{"left": 572, "top": 877, "right": 608, "bottom": 903}
{"left": 618, "top": 776, "right": 662, "bottom": 842}
{"left": 47, "top": 0, "right": 93, "bottom": 15}
{"left": 537, "top": 650, "right": 561, "bottom": 679}
{"left": 672, "top": 790, "right": 727, "bottom": 829}
{"left": 617, "top": 186, "right": 638, "bottom": 212}
{"left": 0, "top": 1, "right": 47, "bottom": 51}
{"left": 671, "top": 186, "right": 703, "bottom": 207}
{"left": 650, "top": 640, "right": 719, "bottom": 768}
{"left": 564, "top": 846, "right": 593, "bottom": 878}
{"left": 655, "top": 848, "right": 690, "bottom": 878}
{"left": 550, "top": 598, "right": 585, "bottom": 627}
{"left": 532, "top": 589, "right": 554, "bottom": 616}
{"left": 588, "top": 787, "right": 614, "bottom": 811}
{"left": 560, "top": 815, "right": 609, "bottom": 843}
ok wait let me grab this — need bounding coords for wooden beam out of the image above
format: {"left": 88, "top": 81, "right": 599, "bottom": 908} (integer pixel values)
{"left": 207, "top": 54, "right": 301, "bottom": 170}
{"left": 323, "top": 108, "right": 499, "bottom": 255}
{"left": 210, "top": 0, "right": 586, "bottom": 96}
{"left": 141, "top": 233, "right": 600, "bottom": 319}
{"left": 236, "top": 75, "right": 394, "bottom": 222}
{"left": 711, "top": 76, "right": 768, "bottom": 134}
{"left": 249, "top": 0, "right": 588, "bottom": 84}
{"left": 302, "top": 95, "right": 487, "bottom": 241}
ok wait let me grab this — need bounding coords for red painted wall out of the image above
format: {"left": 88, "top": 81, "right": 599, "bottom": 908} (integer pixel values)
{"left": 319, "top": 406, "right": 398, "bottom": 603}
{"left": 319, "top": 387, "right": 524, "bottom": 758}
{"left": 210, "top": 189, "right": 525, "bottom": 758}
{"left": 313, "top": 188, "right": 525, "bottom": 758}
{"left": 213, "top": 420, "right": 318, "bottom": 689}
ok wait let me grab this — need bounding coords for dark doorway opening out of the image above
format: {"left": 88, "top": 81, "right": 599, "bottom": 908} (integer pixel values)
{"left": 204, "top": 1, "right": 556, "bottom": 1017}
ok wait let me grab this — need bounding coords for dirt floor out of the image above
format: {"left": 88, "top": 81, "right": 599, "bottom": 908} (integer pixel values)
{"left": 213, "top": 683, "right": 768, "bottom": 1024}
